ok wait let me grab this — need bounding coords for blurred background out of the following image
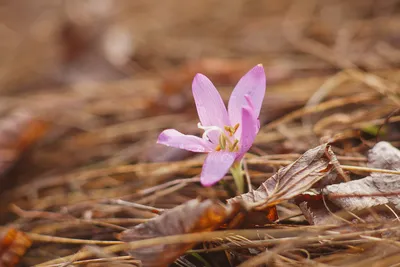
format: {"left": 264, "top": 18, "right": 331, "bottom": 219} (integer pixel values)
{"left": 0, "top": 0, "right": 400, "bottom": 244}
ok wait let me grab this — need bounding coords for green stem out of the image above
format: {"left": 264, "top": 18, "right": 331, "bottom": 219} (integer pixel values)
{"left": 230, "top": 160, "right": 244, "bottom": 194}
{"left": 190, "top": 252, "right": 212, "bottom": 267}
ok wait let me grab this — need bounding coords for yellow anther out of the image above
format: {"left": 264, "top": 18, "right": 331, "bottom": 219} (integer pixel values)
{"left": 230, "top": 139, "right": 239, "bottom": 151}
{"left": 219, "top": 134, "right": 227, "bottom": 150}
{"left": 215, "top": 145, "right": 221, "bottom": 151}
{"left": 222, "top": 126, "right": 232, "bottom": 136}
{"left": 233, "top": 123, "right": 240, "bottom": 133}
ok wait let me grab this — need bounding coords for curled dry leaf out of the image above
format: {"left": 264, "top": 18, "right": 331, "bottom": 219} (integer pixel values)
{"left": 324, "top": 142, "right": 400, "bottom": 211}
{"left": 0, "top": 228, "right": 32, "bottom": 267}
{"left": 229, "top": 143, "right": 338, "bottom": 209}
{"left": 118, "top": 199, "right": 232, "bottom": 267}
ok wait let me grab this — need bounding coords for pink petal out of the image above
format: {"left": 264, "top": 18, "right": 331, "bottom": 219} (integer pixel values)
{"left": 200, "top": 151, "right": 236, "bottom": 186}
{"left": 237, "top": 106, "right": 258, "bottom": 160}
{"left": 228, "top": 64, "right": 266, "bottom": 126}
{"left": 192, "top": 74, "right": 230, "bottom": 143}
{"left": 233, "top": 94, "right": 255, "bottom": 139}
{"left": 157, "top": 129, "right": 214, "bottom": 152}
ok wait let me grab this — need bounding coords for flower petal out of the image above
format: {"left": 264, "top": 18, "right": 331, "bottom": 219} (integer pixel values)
{"left": 237, "top": 105, "right": 258, "bottom": 160}
{"left": 192, "top": 74, "right": 230, "bottom": 143}
{"left": 201, "top": 151, "right": 236, "bottom": 186}
{"left": 157, "top": 129, "right": 214, "bottom": 152}
{"left": 228, "top": 64, "right": 266, "bottom": 126}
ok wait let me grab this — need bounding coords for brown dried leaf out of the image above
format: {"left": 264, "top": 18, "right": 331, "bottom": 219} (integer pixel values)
{"left": 0, "top": 228, "right": 32, "bottom": 267}
{"left": 118, "top": 199, "right": 232, "bottom": 267}
{"left": 229, "top": 143, "right": 338, "bottom": 209}
{"left": 296, "top": 191, "right": 399, "bottom": 226}
{"left": 0, "top": 111, "right": 48, "bottom": 180}
{"left": 324, "top": 142, "right": 400, "bottom": 211}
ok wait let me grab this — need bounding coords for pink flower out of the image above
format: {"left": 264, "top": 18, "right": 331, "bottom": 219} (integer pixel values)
{"left": 157, "top": 64, "right": 266, "bottom": 186}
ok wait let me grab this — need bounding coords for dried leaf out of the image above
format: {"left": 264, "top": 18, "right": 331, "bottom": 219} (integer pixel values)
{"left": 0, "top": 110, "right": 48, "bottom": 188}
{"left": 367, "top": 141, "right": 400, "bottom": 170}
{"left": 296, "top": 191, "right": 398, "bottom": 226}
{"left": 324, "top": 142, "right": 400, "bottom": 211}
{"left": 229, "top": 144, "right": 338, "bottom": 209}
{"left": 118, "top": 199, "right": 231, "bottom": 267}
{"left": 0, "top": 228, "right": 32, "bottom": 267}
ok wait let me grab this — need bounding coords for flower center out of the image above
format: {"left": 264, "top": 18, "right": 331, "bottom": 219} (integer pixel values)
{"left": 198, "top": 123, "right": 240, "bottom": 152}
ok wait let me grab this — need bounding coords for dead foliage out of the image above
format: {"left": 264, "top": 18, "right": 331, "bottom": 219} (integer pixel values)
{"left": 325, "top": 142, "right": 400, "bottom": 211}
{"left": 0, "top": 228, "right": 32, "bottom": 267}
{"left": 296, "top": 141, "right": 400, "bottom": 227}
{"left": 229, "top": 143, "right": 341, "bottom": 209}
{"left": 118, "top": 199, "right": 233, "bottom": 267}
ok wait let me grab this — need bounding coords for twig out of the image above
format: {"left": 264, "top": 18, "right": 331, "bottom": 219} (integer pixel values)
{"left": 11, "top": 204, "right": 127, "bottom": 231}
{"left": 43, "top": 256, "right": 137, "bottom": 267}
{"left": 35, "top": 225, "right": 400, "bottom": 267}
{"left": 104, "top": 199, "right": 165, "bottom": 214}
{"left": 340, "top": 165, "right": 400, "bottom": 175}
{"left": 26, "top": 232, "right": 122, "bottom": 245}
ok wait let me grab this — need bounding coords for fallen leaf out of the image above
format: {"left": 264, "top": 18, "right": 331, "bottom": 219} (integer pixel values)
{"left": 296, "top": 191, "right": 399, "bottom": 226}
{"left": 324, "top": 142, "right": 400, "bottom": 211}
{"left": 118, "top": 199, "right": 232, "bottom": 267}
{"left": 367, "top": 141, "right": 400, "bottom": 170}
{"left": 229, "top": 143, "right": 339, "bottom": 209}
{"left": 0, "top": 228, "right": 32, "bottom": 267}
{"left": 0, "top": 110, "right": 48, "bottom": 183}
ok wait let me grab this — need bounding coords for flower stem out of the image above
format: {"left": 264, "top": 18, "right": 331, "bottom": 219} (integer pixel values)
{"left": 230, "top": 160, "right": 245, "bottom": 194}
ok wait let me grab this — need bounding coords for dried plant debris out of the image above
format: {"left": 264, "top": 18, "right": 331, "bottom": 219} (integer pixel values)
{"left": 0, "top": 110, "right": 47, "bottom": 189}
{"left": 0, "top": 228, "right": 32, "bottom": 267}
{"left": 324, "top": 142, "right": 400, "bottom": 211}
{"left": 118, "top": 199, "right": 232, "bottom": 267}
{"left": 367, "top": 141, "right": 400, "bottom": 171}
{"left": 229, "top": 143, "right": 339, "bottom": 209}
{"left": 296, "top": 142, "right": 400, "bottom": 226}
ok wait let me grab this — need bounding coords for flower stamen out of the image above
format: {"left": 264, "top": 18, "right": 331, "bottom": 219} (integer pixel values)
{"left": 219, "top": 134, "right": 227, "bottom": 150}
{"left": 230, "top": 139, "right": 239, "bottom": 151}
{"left": 233, "top": 123, "right": 240, "bottom": 133}
{"left": 223, "top": 123, "right": 241, "bottom": 137}
{"left": 224, "top": 126, "right": 233, "bottom": 136}
{"left": 198, "top": 123, "right": 241, "bottom": 152}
